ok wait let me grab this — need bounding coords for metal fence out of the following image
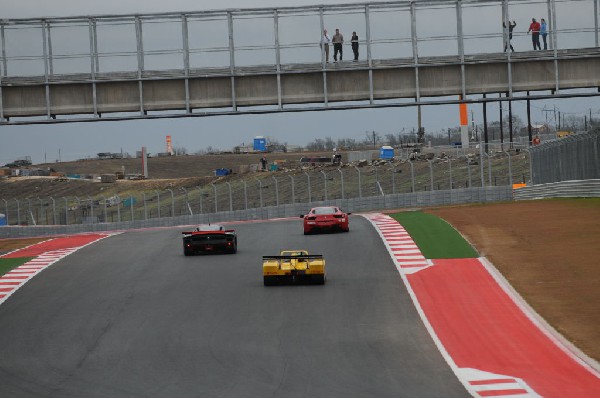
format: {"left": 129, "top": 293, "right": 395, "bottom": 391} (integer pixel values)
{"left": 0, "top": 148, "right": 529, "bottom": 230}
{"left": 530, "top": 132, "right": 599, "bottom": 184}
{"left": 514, "top": 179, "right": 600, "bottom": 200}
{"left": 0, "top": 186, "right": 513, "bottom": 238}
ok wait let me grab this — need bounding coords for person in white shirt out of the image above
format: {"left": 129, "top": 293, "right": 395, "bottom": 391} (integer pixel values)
{"left": 321, "top": 29, "right": 331, "bottom": 63}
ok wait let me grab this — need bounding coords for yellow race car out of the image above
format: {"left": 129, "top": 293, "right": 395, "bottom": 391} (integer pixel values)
{"left": 262, "top": 250, "right": 326, "bottom": 285}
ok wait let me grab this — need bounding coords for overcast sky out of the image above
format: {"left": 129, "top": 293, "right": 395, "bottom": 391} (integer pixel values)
{"left": 1, "top": 0, "right": 599, "bottom": 164}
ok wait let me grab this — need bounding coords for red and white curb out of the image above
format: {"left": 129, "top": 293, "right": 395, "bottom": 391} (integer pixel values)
{"left": 362, "top": 213, "right": 540, "bottom": 397}
{"left": 364, "top": 212, "right": 600, "bottom": 396}
{"left": 0, "top": 233, "right": 118, "bottom": 306}
{"left": 364, "top": 213, "right": 431, "bottom": 274}
{"left": 459, "top": 369, "right": 539, "bottom": 397}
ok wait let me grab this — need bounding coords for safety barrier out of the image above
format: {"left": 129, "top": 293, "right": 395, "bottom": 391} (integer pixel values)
{"left": 514, "top": 179, "right": 600, "bottom": 201}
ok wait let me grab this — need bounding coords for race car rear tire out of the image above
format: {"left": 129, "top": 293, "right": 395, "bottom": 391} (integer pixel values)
{"left": 264, "top": 276, "right": 278, "bottom": 286}
{"left": 184, "top": 250, "right": 193, "bottom": 256}
{"left": 313, "top": 274, "right": 326, "bottom": 285}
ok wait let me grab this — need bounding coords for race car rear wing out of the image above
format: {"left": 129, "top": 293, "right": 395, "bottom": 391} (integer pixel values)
{"left": 262, "top": 255, "right": 323, "bottom": 261}
{"left": 182, "top": 230, "right": 235, "bottom": 235}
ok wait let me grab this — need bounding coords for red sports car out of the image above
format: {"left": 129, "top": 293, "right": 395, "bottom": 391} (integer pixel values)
{"left": 301, "top": 206, "right": 351, "bottom": 235}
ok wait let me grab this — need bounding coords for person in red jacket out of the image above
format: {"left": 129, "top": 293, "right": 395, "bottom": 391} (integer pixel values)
{"left": 528, "top": 18, "right": 541, "bottom": 50}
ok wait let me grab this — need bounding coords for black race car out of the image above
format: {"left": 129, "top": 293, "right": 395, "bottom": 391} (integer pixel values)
{"left": 182, "top": 224, "right": 237, "bottom": 255}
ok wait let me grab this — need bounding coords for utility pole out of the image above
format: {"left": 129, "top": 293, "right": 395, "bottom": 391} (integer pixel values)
{"left": 527, "top": 91, "right": 532, "bottom": 145}
{"left": 499, "top": 93, "right": 504, "bottom": 145}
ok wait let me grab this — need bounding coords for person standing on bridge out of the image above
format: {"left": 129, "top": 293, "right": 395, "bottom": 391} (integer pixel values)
{"left": 321, "top": 29, "right": 331, "bottom": 63}
{"left": 527, "top": 18, "right": 541, "bottom": 50}
{"left": 502, "top": 21, "right": 517, "bottom": 52}
{"left": 351, "top": 31, "right": 359, "bottom": 61}
{"left": 503, "top": 20, "right": 516, "bottom": 52}
{"left": 332, "top": 28, "right": 344, "bottom": 62}
{"left": 540, "top": 18, "right": 548, "bottom": 50}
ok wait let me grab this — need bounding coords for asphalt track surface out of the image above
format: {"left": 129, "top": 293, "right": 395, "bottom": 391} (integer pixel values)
{"left": 0, "top": 217, "right": 467, "bottom": 397}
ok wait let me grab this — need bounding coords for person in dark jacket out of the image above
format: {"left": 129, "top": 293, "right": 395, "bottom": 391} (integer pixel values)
{"left": 351, "top": 32, "right": 359, "bottom": 61}
{"left": 503, "top": 20, "right": 516, "bottom": 52}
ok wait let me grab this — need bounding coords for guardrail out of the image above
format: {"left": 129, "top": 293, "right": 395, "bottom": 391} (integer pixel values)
{"left": 514, "top": 179, "right": 600, "bottom": 200}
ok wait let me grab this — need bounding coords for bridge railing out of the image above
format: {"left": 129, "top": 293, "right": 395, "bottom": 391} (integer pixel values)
{"left": 1, "top": 0, "right": 598, "bottom": 77}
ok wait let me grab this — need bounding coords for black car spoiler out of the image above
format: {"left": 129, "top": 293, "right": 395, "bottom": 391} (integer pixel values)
{"left": 263, "top": 255, "right": 323, "bottom": 260}
{"left": 182, "top": 230, "right": 235, "bottom": 235}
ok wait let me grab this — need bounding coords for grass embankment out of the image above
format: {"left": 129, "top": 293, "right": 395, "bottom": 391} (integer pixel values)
{"left": 0, "top": 258, "right": 35, "bottom": 276}
{"left": 390, "top": 211, "right": 478, "bottom": 259}
{"left": 0, "top": 237, "right": 47, "bottom": 276}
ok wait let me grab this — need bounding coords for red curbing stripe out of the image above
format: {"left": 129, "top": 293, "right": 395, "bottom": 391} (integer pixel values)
{"left": 470, "top": 379, "right": 517, "bottom": 385}
{"left": 0, "top": 287, "right": 16, "bottom": 293}
{"left": 0, "top": 276, "right": 29, "bottom": 279}
{"left": 0, "top": 282, "right": 21, "bottom": 285}
{"left": 477, "top": 389, "right": 528, "bottom": 396}
{"left": 0, "top": 294, "right": 6, "bottom": 298}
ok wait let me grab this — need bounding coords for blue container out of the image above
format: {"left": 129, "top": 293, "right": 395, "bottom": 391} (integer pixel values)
{"left": 253, "top": 136, "right": 267, "bottom": 152}
{"left": 122, "top": 197, "right": 137, "bottom": 208}
{"left": 379, "top": 146, "right": 394, "bottom": 159}
{"left": 0, "top": 213, "right": 6, "bottom": 226}
{"left": 215, "top": 168, "right": 231, "bottom": 176}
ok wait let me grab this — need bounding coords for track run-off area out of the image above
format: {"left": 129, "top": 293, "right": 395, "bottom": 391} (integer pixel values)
{"left": 0, "top": 214, "right": 598, "bottom": 397}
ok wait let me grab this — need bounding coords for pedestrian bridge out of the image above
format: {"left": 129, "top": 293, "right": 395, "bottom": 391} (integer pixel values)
{"left": 1, "top": 0, "right": 599, "bottom": 124}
